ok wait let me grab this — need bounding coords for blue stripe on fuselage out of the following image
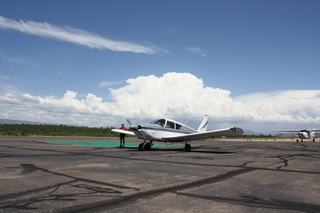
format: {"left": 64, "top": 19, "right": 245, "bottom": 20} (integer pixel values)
{"left": 140, "top": 126, "right": 194, "bottom": 134}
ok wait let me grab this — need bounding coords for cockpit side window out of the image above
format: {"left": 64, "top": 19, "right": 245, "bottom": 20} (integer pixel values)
{"left": 176, "top": 123, "right": 181, "bottom": 130}
{"left": 166, "top": 121, "right": 175, "bottom": 129}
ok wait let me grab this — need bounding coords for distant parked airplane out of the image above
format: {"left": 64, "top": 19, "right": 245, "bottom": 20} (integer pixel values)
{"left": 112, "top": 115, "right": 243, "bottom": 151}
{"left": 272, "top": 129, "right": 320, "bottom": 142}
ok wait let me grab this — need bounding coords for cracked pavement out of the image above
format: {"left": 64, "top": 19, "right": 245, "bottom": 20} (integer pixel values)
{"left": 0, "top": 136, "right": 320, "bottom": 212}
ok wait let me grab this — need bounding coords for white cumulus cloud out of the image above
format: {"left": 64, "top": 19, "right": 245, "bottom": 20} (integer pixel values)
{"left": 1, "top": 72, "right": 319, "bottom": 132}
{"left": 0, "top": 16, "right": 168, "bottom": 54}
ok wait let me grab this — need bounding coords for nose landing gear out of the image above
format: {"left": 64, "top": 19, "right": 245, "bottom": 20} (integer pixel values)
{"left": 138, "top": 141, "right": 152, "bottom": 151}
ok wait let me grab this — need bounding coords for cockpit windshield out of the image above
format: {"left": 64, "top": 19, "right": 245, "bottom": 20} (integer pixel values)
{"left": 150, "top": 119, "right": 165, "bottom": 127}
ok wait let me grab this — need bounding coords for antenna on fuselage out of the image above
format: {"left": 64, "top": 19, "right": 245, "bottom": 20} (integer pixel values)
{"left": 180, "top": 119, "right": 189, "bottom": 124}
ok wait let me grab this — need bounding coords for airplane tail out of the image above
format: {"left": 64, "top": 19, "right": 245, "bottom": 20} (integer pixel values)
{"left": 197, "top": 115, "right": 209, "bottom": 132}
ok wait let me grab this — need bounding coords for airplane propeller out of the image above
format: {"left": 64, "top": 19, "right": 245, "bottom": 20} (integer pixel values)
{"left": 125, "top": 118, "right": 133, "bottom": 125}
{"left": 129, "top": 125, "right": 141, "bottom": 131}
{"left": 125, "top": 118, "right": 141, "bottom": 131}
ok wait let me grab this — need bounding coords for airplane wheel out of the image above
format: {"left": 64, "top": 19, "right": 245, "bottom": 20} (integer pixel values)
{"left": 185, "top": 144, "right": 191, "bottom": 152}
{"left": 144, "top": 143, "right": 151, "bottom": 151}
{"left": 138, "top": 143, "right": 144, "bottom": 151}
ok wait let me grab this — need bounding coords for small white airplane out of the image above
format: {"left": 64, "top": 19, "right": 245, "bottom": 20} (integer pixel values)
{"left": 272, "top": 129, "right": 320, "bottom": 142}
{"left": 112, "top": 115, "right": 244, "bottom": 151}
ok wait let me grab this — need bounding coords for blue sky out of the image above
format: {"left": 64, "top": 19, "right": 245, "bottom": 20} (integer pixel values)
{"left": 0, "top": 0, "right": 320, "bottom": 133}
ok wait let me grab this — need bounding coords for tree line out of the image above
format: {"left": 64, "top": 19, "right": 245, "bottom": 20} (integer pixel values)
{"left": 0, "top": 124, "right": 121, "bottom": 137}
{"left": 0, "top": 124, "right": 295, "bottom": 139}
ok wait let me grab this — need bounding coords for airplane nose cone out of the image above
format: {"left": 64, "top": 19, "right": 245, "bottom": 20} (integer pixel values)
{"left": 129, "top": 125, "right": 138, "bottom": 131}
{"left": 129, "top": 125, "right": 141, "bottom": 131}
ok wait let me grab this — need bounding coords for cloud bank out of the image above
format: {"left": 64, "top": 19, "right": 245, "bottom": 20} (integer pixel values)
{"left": 1, "top": 72, "right": 319, "bottom": 131}
{"left": 0, "top": 16, "right": 167, "bottom": 54}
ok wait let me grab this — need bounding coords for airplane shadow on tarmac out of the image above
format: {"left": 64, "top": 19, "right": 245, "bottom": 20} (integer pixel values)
{"left": 122, "top": 146, "right": 235, "bottom": 154}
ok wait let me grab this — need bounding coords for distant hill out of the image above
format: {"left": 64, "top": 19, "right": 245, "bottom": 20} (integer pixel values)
{"left": 243, "top": 129, "right": 263, "bottom": 135}
{"left": 0, "top": 119, "right": 47, "bottom": 125}
{"left": 243, "top": 129, "right": 275, "bottom": 136}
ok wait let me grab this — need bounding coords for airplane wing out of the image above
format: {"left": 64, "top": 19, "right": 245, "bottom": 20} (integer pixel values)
{"left": 162, "top": 127, "right": 243, "bottom": 142}
{"left": 111, "top": 129, "right": 136, "bottom": 136}
{"left": 308, "top": 129, "right": 320, "bottom": 132}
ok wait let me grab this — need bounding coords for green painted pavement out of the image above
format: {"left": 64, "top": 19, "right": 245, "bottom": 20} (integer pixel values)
{"left": 43, "top": 141, "right": 183, "bottom": 148}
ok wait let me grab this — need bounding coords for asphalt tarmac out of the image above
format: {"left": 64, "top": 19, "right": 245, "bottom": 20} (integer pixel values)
{"left": 1, "top": 136, "right": 320, "bottom": 213}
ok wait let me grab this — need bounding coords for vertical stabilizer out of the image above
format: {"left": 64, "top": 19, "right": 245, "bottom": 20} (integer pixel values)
{"left": 197, "top": 115, "right": 209, "bottom": 132}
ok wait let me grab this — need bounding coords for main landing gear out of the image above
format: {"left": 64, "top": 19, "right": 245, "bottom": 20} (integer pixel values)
{"left": 137, "top": 141, "right": 192, "bottom": 152}
{"left": 296, "top": 138, "right": 316, "bottom": 142}
{"left": 184, "top": 143, "right": 191, "bottom": 152}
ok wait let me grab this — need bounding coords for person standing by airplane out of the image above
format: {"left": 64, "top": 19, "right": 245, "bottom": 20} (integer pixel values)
{"left": 119, "top": 124, "right": 127, "bottom": 148}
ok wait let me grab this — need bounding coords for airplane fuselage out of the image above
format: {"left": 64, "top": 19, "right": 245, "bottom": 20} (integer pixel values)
{"left": 298, "top": 131, "right": 315, "bottom": 139}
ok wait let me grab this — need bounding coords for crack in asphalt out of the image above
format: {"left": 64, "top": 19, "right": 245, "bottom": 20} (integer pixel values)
{"left": 51, "top": 168, "right": 255, "bottom": 213}
{"left": 1, "top": 142, "right": 320, "bottom": 212}
{"left": 276, "top": 157, "right": 289, "bottom": 170}
{"left": 19, "top": 163, "right": 140, "bottom": 191}
{"left": 0, "top": 164, "right": 253, "bottom": 212}
{"left": 176, "top": 192, "right": 320, "bottom": 213}
{"left": 2, "top": 144, "right": 320, "bottom": 175}
{"left": 0, "top": 163, "right": 139, "bottom": 211}
{"left": 0, "top": 180, "right": 76, "bottom": 200}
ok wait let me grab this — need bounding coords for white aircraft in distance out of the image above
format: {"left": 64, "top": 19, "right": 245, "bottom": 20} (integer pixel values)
{"left": 112, "top": 115, "right": 244, "bottom": 151}
{"left": 272, "top": 129, "right": 320, "bottom": 142}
